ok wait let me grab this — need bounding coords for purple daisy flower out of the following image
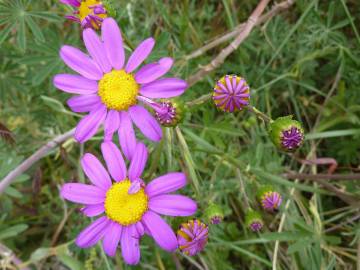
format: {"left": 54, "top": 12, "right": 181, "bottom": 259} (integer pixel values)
{"left": 53, "top": 18, "right": 188, "bottom": 160}
{"left": 177, "top": 220, "right": 208, "bottom": 256}
{"left": 281, "top": 126, "right": 304, "bottom": 150}
{"left": 212, "top": 75, "right": 250, "bottom": 112}
{"left": 60, "top": 0, "right": 107, "bottom": 29}
{"left": 60, "top": 141, "right": 197, "bottom": 265}
{"left": 261, "top": 191, "right": 282, "bottom": 211}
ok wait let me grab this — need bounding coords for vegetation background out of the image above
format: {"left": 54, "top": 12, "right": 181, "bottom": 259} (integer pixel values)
{"left": 0, "top": 0, "right": 360, "bottom": 269}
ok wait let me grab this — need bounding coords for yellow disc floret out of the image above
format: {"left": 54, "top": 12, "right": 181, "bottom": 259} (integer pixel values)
{"left": 104, "top": 180, "right": 148, "bottom": 225}
{"left": 79, "top": 0, "right": 107, "bottom": 26}
{"left": 98, "top": 70, "right": 139, "bottom": 111}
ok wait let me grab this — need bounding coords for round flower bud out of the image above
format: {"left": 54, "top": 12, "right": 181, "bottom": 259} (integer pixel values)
{"left": 204, "top": 203, "right": 224, "bottom": 225}
{"left": 245, "top": 210, "right": 264, "bottom": 232}
{"left": 257, "top": 185, "right": 282, "bottom": 212}
{"left": 177, "top": 220, "right": 208, "bottom": 256}
{"left": 268, "top": 115, "right": 304, "bottom": 152}
{"left": 212, "top": 75, "right": 250, "bottom": 112}
{"left": 155, "top": 99, "right": 185, "bottom": 127}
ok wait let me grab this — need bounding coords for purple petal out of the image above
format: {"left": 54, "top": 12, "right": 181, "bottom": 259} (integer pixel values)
{"left": 118, "top": 111, "right": 137, "bottom": 161}
{"left": 53, "top": 74, "right": 98, "bottom": 94}
{"left": 101, "top": 141, "right": 127, "bottom": 182}
{"left": 141, "top": 211, "right": 178, "bottom": 252}
{"left": 64, "top": 15, "right": 80, "bottom": 23}
{"left": 61, "top": 183, "right": 105, "bottom": 204}
{"left": 67, "top": 95, "right": 101, "bottom": 113}
{"left": 121, "top": 225, "right": 140, "bottom": 265}
{"left": 129, "top": 105, "right": 162, "bottom": 142}
{"left": 83, "top": 28, "right": 112, "bottom": 73}
{"left": 81, "top": 153, "right": 112, "bottom": 190}
{"left": 139, "top": 78, "right": 187, "bottom": 98}
{"left": 104, "top": 110, "right": 120, "bottom": 140}
{"left": 60, "top": 45, "right": 103, "bottom": 80}
{"left": 135, "top": 222, "right": 145, "bottom": 237}
{"left": 125, "top": 38, "right": 155, "bottom": 73}
{"left": 81, "top": 204, "right": 105, "bottom": 217}
{"left": 101, "top": 18, "right": 125, "bottom": 70}
{"left": 102, "top": 221, "right": 122, "bottom": 257}
{"left": 146, "top": 172, "right": 186, "bottom": 197}
{"left": 128, "top": 180, "right": 141, "bottom": 194}
{"left": 76, "top": 216, "right": 109, "bottom": 248}
{"left": 135, "top": 57, "right": 173, "bottom": 84}
{"left": 149, "top": 195, "right": 197, "bottom": 216}
{"left": 128, "top": 142, "right": 148, "bottom": 181}
{"left": 74, "top": 104, "right": 107, "bottom": 143}
{"left": 60, "top": 0, "right": 80, "bottom": 7}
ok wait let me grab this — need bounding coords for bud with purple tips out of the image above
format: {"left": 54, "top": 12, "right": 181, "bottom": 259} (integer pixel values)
{"left": 177, "top": 219, "right": 208, "bottom": 256}
{"left": 204, "top": 203, "right": 224, "bottom": 225}
{"left": 257, "top": 185, "right": 282, "bottom": 212}
{"left": 212, "top": 75, "right": 250, "bottom": 112}
{"left": 245, "top": 210, "right": 263, "bottom": 232}
{"left": 268, "top": 115, "right": 304, "bottom": 152}
{"left": 154, "top": 100, "right": 185, "bottom": 127}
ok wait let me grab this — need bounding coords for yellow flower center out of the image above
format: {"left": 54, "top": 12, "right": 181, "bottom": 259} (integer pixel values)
{"left": 98, "top": 70, "right": 139, "bottom": 111}
{"left": 104, "top": 180, "right": 148, "bottom": 225}
{"left": 79, "top": 0, "right": 107, "bottom": 29}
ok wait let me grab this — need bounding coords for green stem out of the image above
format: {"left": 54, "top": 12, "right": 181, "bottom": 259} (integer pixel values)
{"left": 247, "top": 106, "right": 273, "bottom": 123}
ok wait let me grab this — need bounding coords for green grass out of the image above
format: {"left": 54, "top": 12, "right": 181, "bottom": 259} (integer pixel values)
{"left": 1, "top": 0, "right": 360, "bottom": 269}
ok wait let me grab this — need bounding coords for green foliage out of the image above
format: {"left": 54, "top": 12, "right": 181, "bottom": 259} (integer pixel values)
{"left": 1, "top": 0, "right": 360, "bottom": 269}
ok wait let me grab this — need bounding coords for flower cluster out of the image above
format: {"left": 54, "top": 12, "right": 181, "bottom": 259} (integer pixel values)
{"left": 54, "top": 1, "right": 302, "bottom": 264}
{"left": 54, "top": 8, "right": 199, "bottom": 265}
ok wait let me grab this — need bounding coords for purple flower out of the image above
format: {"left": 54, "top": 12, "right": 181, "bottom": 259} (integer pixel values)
{"left": 60, "top": 141, "right": 197, "bottom": 265}
{"left": 53, "top": 18, "right": 188, "bottom": 160}
{"left": 212, "top": 75, "right": 250, "bottom": 112}
{"left": 261, "top": 191, "right": 282, "bottom": 211}
{"left": 177, "top": 220, "right": 208, "bottom": 256}
{"left": 281, "top": 126, "right": 303, "bottom": 150}
{"left": 60, "top": 0, "right": 107, "bottom": 29}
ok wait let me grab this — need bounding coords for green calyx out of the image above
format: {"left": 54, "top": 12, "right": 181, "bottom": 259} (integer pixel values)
{"left": 204, "top": 203, "right": 224, "bottom": 224}
{"left": 268, "top": 115, "right": 304, "bottom": 152}
{"left": 245, "top": 210, "right": 263, "bottom": 227}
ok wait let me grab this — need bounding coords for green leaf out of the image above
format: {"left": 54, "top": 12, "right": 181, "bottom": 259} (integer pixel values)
{"left": 17, "top": 18, "right": 26, "bottom": 51}
{"left": 0, "top": 224, "right": 28, "bottom": 240}
{"left": 25, "top": 15, "right": 45, "bottom": 42}
{"left": 58, "top": 254, "right": 84, "bottom": 270}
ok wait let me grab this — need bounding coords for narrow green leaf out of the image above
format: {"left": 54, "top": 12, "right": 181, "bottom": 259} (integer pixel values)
{"left": 0, "top": 224, "right": 28, "bottom": 240}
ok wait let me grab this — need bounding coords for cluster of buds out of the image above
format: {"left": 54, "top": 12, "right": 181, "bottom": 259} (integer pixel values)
{"left": 212, "top": 75, "right": 305, "bottom": 152}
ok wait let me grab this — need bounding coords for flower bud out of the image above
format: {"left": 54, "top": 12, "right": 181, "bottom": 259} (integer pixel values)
{"left": 268, "top": 115, "right": 304, "bottom": 152}
{"left": 257, "top": 185, "right": 282, "bottom": 212}
{"left": 245, "top": 210, "right": 263, "bottom": 232}
{"left": 212, "top": 75, "right": 250, "bottom": 112}
{"left": 155, "top": 99, "right": 185, "bottom": 127}
{"left": 204, "top": 203, "right": 224, "bottom": 224}
{"left": 177, "top": 219, "right": 208, "bottom": 256}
